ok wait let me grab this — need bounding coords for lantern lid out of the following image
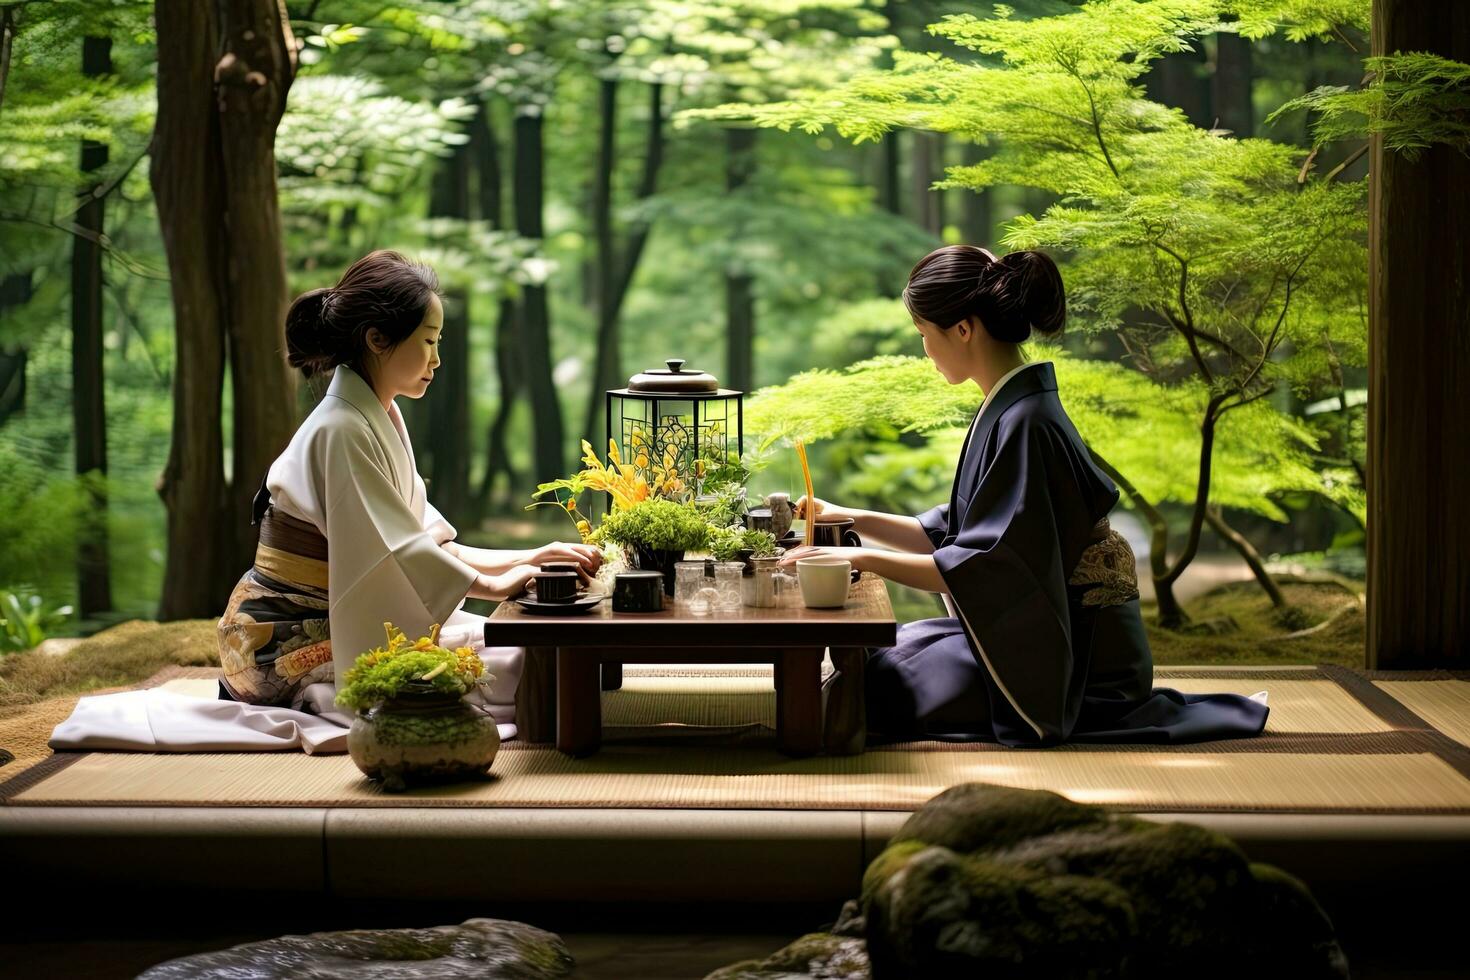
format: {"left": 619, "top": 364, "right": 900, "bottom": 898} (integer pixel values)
{"left": 626, "top": 358, "right": 720, "bottom": 393}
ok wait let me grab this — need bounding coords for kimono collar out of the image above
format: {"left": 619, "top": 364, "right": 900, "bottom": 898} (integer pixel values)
{"left": 978, "top": 360, "right": 1043, "bottom": 425}
{"left": 952, "top": 361, "right": 1058, "bottom": 504}
{"left": 324, "top": 365, "right": 417, "bottom": 500}
{"left": 975, "top": 361, "right": 1055, "bottom": 440}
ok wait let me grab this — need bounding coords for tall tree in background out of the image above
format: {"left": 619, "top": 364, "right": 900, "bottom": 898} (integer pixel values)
{"left": 1367, "top": 1, "right": 1470, "bottom": 668}
{"left": 582, "top": 64, "right": 667, "bottom": 441}
{"left": 425, "top": 136, "right": 473, "bottom": 523}
{"left": 72, "top": 33, "right": 112, "bottom": 617}
{"left": 474, "top": 97, "right": 525, "bottom": 514}
{"left": 151, "top": 0, "right": 298, "bottom": 618}
{"left": 513, "top": 89, "right": 565, "bottom": 483}
{"left": 723, "top": 124, "right": 757, "bottom": 393}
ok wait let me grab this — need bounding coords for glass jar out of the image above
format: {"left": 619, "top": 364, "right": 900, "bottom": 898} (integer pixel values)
{"left": 675, "top": 560, "right": 719, "bottom": 615}
{"left": 711, "top": 561, "right": 744, "bottom": 612}
{"left": 743, "top": 556, "right": 796, "bottom": 608}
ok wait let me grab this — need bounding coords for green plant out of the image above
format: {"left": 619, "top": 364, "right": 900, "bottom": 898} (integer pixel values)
{"left": 335, "top": 623, "right": 490, "bottom": 713}
{"left": 740, "top": 529, "right": 780, "bottom": 558}
{"left": 695, "top": 483, "right": 749, "bottom": 529}
{"left": 591, "top": 499, "right": 711, "bottom": 552}
{"left": 707, "top": 525, "right": 746, "bottom": 561}
{"left": 0, "top": 589, "right": 75, "bottom": 654}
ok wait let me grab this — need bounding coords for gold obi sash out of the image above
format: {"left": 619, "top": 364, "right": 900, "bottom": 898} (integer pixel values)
{"left": 254, "top": 507, "right": 329, "bottom": 592}
{"left": 1067, "top": 518, "right": 1141, "bottom": 608}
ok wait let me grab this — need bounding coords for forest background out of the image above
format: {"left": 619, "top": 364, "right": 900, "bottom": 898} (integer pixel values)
{"left": 0, "top": 0, "right": 1400, "bottom": 658}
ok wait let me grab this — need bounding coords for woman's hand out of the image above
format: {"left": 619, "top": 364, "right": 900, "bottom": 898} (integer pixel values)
{"left": 793, "top": 496, "right": 851, "bottom": 524}
{"left": 483, "top": 564, "right": 541, "bottom": 602}
{"left": 777, "top": 545, "right": 867, "bottom": 572}
{"left": 528, "top": 542, "right": 603, "bottom": 583}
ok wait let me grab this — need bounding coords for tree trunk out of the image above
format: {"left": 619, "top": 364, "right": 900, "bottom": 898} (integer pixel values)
{"left": 471, "top": 98, "right": 522, "bottom": 514}
{"left": 1089, "top": 449, "right": 1187, "bottom": 628}
{"left": 0, "top": 273, "right": 30, "bottom": 424}
{"left": 152, "top": 0, "right": 296, "bottom": 619}
{"left": 1205, "top": 505, "right": 1286, "bottom": 608}
{"left": 878, "top": 132, "right": 901, "bottom": 216}
{"left": 152, "top": 0, "right": 231, "bottom": 619}
{"left": 1367, "top": 1, "right": 1470, "bottom": 668}
{"left": 72, "top": 35, "right": 113, "bottom": 617}
{"left": 0, "top": 4, "right": 16, "bottom": 117}
{"left": 1212, "top": 30, "right": 1253, "bottom": 137}
{"left": 960, "top": 142, "right": 993, "bottom": 246}
{"left": 513, "top": 106, "right": 565, "bottom": 484}
{"left": 724, "top": 125, "right": 756, "bottom": 394}
{"left": 911, "top": 130, "right": 942, "bottom": 236}
{"left": 216, "top": 0, "right": 298, "bottom": 575}
{"left": 583, "top": 80, "right": 667, "bottom": 442}
{"left": 426, "top": 134, "right": 472, "bottom": 524}
{"left": 585, "top": 75, "right": 618, "bottom": 440}
{"left": 1145, "top": 44, "right": 1211, "bottom": 128}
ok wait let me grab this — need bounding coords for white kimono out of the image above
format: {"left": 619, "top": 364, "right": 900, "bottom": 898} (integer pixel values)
{"left": 265, "top": 364, "right": 522, "bottom": 723}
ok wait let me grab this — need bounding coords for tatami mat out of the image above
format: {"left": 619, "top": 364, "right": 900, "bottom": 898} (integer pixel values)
{"left": 1376, "top": 680, "right": 1470, "bottom": 747}
{"left": 10, "top": 744, "right": 1470, "bottom": 813}
{"left": 5, "top": 664, "right": 1470, "bottom": 815}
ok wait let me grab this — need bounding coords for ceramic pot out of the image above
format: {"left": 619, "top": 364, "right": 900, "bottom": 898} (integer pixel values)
{"left": 628, "top": 545, "right": 686, "bottom": 596}
{"left": 347, "top": 688, "right": 499, "bottom": 793}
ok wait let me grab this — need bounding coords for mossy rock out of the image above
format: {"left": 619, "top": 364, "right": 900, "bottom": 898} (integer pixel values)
{"left": 704, "top": 932, "right": 870, "bottom": 980}
{"left": 859, "top": 783, "right": 1348, "bottom": 980}
{"left": 136, "top": 918, "right": 574, "bottom": 979}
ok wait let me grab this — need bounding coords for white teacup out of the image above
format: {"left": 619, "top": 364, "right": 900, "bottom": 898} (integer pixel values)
{"left": 797, "top": 558, "right": 852, "bottom": 608}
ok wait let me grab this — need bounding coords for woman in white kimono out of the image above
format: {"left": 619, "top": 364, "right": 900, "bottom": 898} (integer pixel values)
{"left": 217, "top": 250, "right": 600, "bottom": 722}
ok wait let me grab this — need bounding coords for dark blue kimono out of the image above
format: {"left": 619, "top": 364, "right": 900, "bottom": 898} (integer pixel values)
{"left": 867, "top": 362, "right": 1269, "bottom": 747}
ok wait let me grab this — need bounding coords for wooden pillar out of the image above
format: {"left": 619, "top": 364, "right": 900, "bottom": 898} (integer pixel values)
{"left": 1367, "top": 1, "right": 1470, "bottom": 668}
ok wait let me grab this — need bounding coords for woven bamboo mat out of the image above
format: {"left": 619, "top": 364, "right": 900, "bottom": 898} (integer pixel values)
{"left": 4, "top": 663, "right": 1470, "bottom": 814}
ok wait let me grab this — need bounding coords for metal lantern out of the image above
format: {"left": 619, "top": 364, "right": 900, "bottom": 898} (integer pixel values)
{"left": 605, "top": 358, "right": 743, "bottom": 497}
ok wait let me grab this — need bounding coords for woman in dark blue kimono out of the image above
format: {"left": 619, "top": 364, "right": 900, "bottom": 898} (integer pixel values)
{"left": 783, "top": 245, "right": 1269, "bottom": 747}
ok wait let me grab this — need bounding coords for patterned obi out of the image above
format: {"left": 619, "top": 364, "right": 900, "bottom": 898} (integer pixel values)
{"left": 1066, "top": 518, "right": 1142, "bottom": 608}
{"left": 216, "top": 507, "right": 334, "bottom": 708}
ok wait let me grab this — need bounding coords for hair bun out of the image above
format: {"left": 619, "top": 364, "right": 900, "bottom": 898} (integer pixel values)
{"left": 284, "top": 287, "right": 335, "bottom": 377}
{"left": 993, "top": 250, "right": 1066, "bottom": 339}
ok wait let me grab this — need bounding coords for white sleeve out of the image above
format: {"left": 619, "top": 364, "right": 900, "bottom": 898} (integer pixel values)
{"left": 322, "top": 424, "right": 478, "bottom": 684}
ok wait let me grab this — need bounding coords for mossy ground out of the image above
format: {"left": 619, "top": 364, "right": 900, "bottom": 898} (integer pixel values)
{"left": 1142, "top": 579, "right": 1364, "bottom": 668}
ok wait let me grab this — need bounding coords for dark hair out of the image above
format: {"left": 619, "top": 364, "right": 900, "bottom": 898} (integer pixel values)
{"left": 902, "top": 245, "right": 1066, "bottom": 342}
{"left": 284, "top": 249, "right": 440, "bottom": 380}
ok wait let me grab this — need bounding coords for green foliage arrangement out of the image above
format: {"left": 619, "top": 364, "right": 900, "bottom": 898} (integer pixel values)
{"left": 591, "top": 498, "right": 712, "bottom": 552}
{"left": 335, "top": 623, "right": 490, "bottom": 713}
{"left": 706, "top": 526, "right": 780, "bottom": 562}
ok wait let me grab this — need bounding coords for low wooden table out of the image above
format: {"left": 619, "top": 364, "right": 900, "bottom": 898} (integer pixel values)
{"left": 485, "top": 574, "right": 898, "bottom": 757}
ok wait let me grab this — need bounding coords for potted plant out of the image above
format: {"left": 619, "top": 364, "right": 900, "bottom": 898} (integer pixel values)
{"left": 336, "top": 623, "right": 498, "bottom": 792}
{"left": 592, "top": 499, "right": 710, "bottom": 595}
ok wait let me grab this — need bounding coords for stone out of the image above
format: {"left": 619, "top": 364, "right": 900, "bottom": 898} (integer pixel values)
{"left": 860, "top": 783, "right": 1349, "bottom": 980}
{"left": 136, "top": 918, "right": 574, "bottom": 979}
{"left": 704, "top": 932, "right": 870, "bottom": 980}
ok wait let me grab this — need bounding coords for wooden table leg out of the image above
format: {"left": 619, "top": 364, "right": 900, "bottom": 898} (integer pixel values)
{"left": 775, "top": 649, "right": 822, "bottom": 757}
{"left": 824, "top": 646, "right": 868, "bottom": 755}
{"left": 557, "top": 649, "right": 602, "bottom": 757}
{"left": 600, "top": 662, "right": 623, "bottom": 691}
{"left": 516, "top": 645, "right": 557, "bottom": 744}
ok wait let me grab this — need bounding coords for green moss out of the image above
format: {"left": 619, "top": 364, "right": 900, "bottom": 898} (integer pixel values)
{"left": 0, "top": 618, "right": 217, "bottom": 712}
{"left": 893, "top": 783, "right": 1108, "bottom": 855}
{"left": 1145, "top": 579, "right": 1365, "bottom": 667}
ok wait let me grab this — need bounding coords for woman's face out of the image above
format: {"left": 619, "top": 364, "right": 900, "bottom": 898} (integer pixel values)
{"left": 915, "top": 315, "right": 971, "bottom": 385}
{"left": 369, "top": 294, "right": 443, "bottom": 401}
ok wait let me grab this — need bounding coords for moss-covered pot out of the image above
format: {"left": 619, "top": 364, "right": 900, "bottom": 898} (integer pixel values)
{"left": 347, "top": 690, "right": 499, "bottom": 793}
